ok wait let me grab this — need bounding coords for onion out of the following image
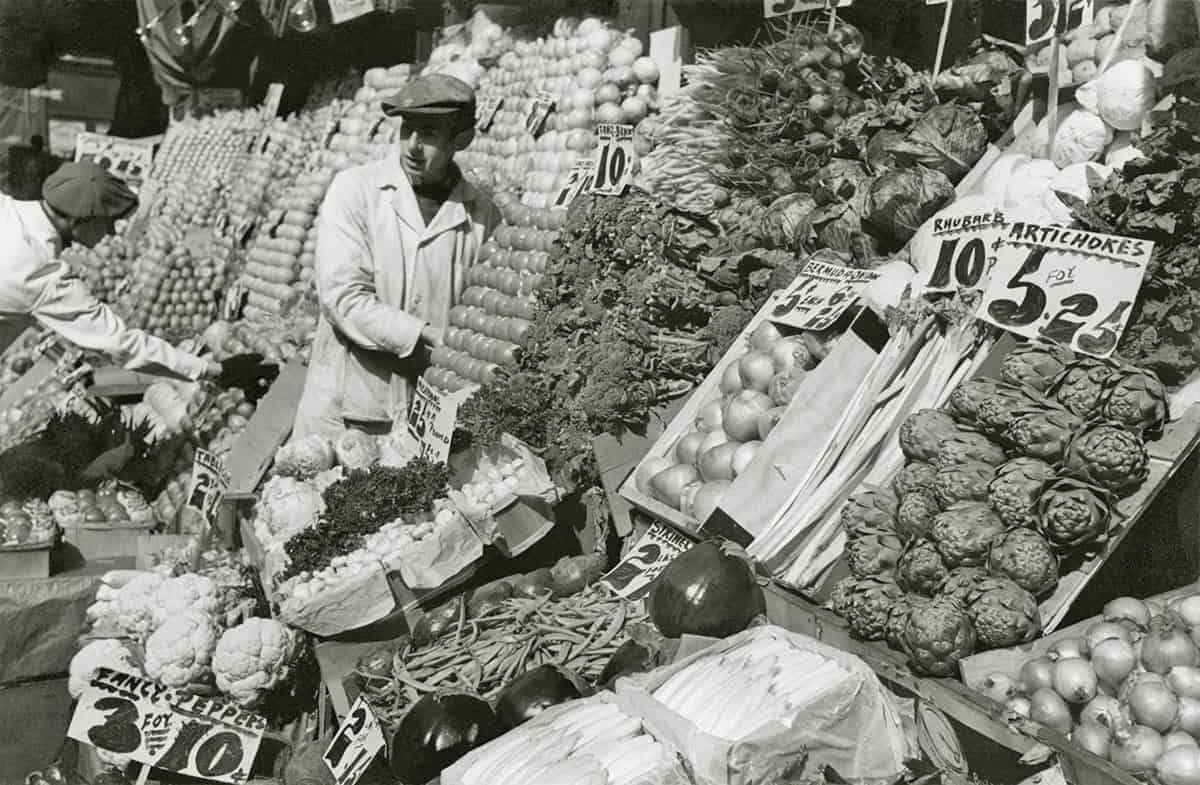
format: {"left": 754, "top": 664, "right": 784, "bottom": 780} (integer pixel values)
{"left": 675, "top": 432, "right": 706, "bottom": 466}
{"left": 698, "top": 430, "right": 730, "bottom": 457}
{"left": 1020, "top": 658, "right": 1057, "bottom": 693}
{"left": 1072, "top": 724, "right": 1111, "bottom": 758}
{"left": 620, "top": 96, "right": 649, "bottom": 124}
{"left": 731, "top": 441, "right": 761, "bottom": 476}
{"left": 758, "top": 406, "right": 786, "bottom": 440}
{"left": 1128, "top": 680, "right": 1180, "bottom": 732}
{"left": 495, "top": 665, "right": 583, "bottom": 730}
{"left": 1172, "top": 668, "right": 1200, "bottom": 700}
{"left": 1048, "top": 637, "right": 1086, "bottom": 661}
{"left": 388, "top": 693, "right": 500, "bottom": 784}
{"left": 699, "top": 441, "right": 740, "bottom": 482}
{"left": 1091, "top": 638, "right": 1136, "bottom": 688}
{"left": 1081, "top": 695, "right": 1122, "bottom": 728}
{"left": 768, "top": 370, "right": 805, "bottom": 407}
{"left": 1111, "top": 723, "right": 1165, "bottom": 774}
{"left": 750, "top": 321, "right": 783, "bottom": 351}
{"left": 683, "top": 480, "right": 730, "bottom": 522}
{"left": 1142, "top": 615, "right": 1200, "bottom": 674}
{"left": 586, "top": 29, "right": 613, "bottom": 52}
{"left": 1029, "top": 687, "right": 1073, "bottom": 735}
{"left": 1053, "top": 658, "right": 1098, "bottom": 704}
{"left": 1005, "top": 695, "right": 1031, "bottom": 718}
{"left": 738, "top": 351, "right": 776, "bottom": 393}
{"left": 1168, "top": 731, "right": 1200, "bottom": 751}
{"left": 649, "top": 539, "right": 764, "bottom": 639}
{"left": 696, "top": 398, "right": 725, "bottom": 432}
{"left": 1177, "top": 595, "right": 1200, "bottom": 629}
{"left": 1158, "top": 746, "right": 1200, "bottom": 785}
{"left": 977, "top": 673, "right": 1019, "bottom": 705}
{"left": 724, "top": 390, "right": 772, "bottom": 442}
{"left": 609, "top": 46, "right": 635, "bottom": 68}
{"left": 1086, "top": 621, "right": 1133, "bottom": 653}
{"left": 719, "top": 362, "right": 744, "bottom": 395}
{"left": 1105, "top": 596, "right": 1152, "bottom": 632}
{"left": 650, "top": 464, "right": 700, "bottom": 509}
{"left": 596, "top": 102, "right": 623, "bottom": 124}
{"left": 577, "top": 67, "right": 603, "bottom": 89}
{"left": 1179, "top": 696, "right": 1200, "bottom": 737}
{"left": 632, "top": 56, "right": 660, "bottom": 84}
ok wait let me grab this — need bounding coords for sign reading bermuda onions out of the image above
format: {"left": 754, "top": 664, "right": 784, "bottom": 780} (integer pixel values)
{"left": 771, "top": 260, "right": 879, "bottom": 332}
{"left": 68, "top": 667, "right": 265, "bottom": 783}
{"left": 975, "top": 222, "right": 1153, "bottom": 358}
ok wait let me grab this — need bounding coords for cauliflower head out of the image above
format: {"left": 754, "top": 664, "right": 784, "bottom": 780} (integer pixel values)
{"left": 115, "top": 572, "right": 167, "bottom": 640}
{"left": 213, "top": 618, "right": 298, "bottom": 706}
{"left": 274, "top": 435, "right": 336, "bottom": 479}
{"left": 152, "top": 573, "right": 222, "bottom": 628}
{"left": 145, "top": 611, "right": 218, "bottom": 688}
{"left": 255, "top": 476, "right": 324, "bottom": 546}
{"left": 1096, "top": 61, "right": 1156, "bottom": 131}
{"left": 1051, "top": 109, "right": 1113, "bottom": 168}
{"left": 69, "top": 639, "right": 139, "bottom": 699}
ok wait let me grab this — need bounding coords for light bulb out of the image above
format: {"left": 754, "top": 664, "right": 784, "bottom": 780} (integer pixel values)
{"left": 217, "top": 0, "right": 244, "bottom": 10}
{"left": 287, "top": 0, "right": 317, "bottom": 32}
{"left": 135, "top": 25, "right": 150, "bottom": 44}
{"left": 170, "top": 24, "right": 191, "bottom": 47}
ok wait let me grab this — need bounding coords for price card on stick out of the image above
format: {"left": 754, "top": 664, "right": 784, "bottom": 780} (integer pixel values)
{"left": 524, "top": 92, "right": 555, "bottom": 136}
{"left": 763, "top": 0, "right": 851, "bottom": 19}
{"left": 589, "top": 124, "right": 635, "bottom": 196}
{"left": 771, "top": 260, "right": 880, "bottom": 331}
{"left": 975, "top": 222, "right": 1153, "bottom": 358}
{"left": 67, "top": 667, "right": 266, "bottom": 784}
{"left": 1026, "top": 0, "right": 1092, "bottom": 45}
{"left": 406, "top": 378, "right": 469, "bottom": 465}
{"left": 324, "top": 697, "right": 386, "bottom": 785}
{"left": 551, "top": 158, "right": 595, "bottom": 209}
{"left": 184, "top": 449, "right": 230, "bottom": 533}
{"left": 921, "top": 208, "right": 1007, "bottom": 293}
{"left": 601, "top": 522, "right": 692, "bottom": 600}
{"left": 476, "top": 95, "right": 503, "bottom": 132}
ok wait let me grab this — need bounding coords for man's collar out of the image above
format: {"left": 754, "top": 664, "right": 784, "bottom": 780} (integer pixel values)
{"left": 15, "top": 200, "right": 62, "bottom": 251}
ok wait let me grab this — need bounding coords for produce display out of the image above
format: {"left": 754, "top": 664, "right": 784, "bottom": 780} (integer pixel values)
{"left": 976, "top": 591, "right": 1200, "bottom": 778}
{"left": 0, "top": 498, "right": 56, "bottom": 546}
{"left": 62, "top": 230, "right": 134, "bottom": 304}
{"left": 148, "top": 109, "right": 264, "bottom": 188}
{"left": 827, "top": 341, "right": 1166, "bottom": 675}
{"left": 200, "top": 315, "right": 318, "bottom": 365}
{"left": 1029, "top": 1, "right": 1149, "bottom": 85}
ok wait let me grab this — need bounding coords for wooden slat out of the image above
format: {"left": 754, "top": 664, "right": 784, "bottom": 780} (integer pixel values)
{"left": 224, "top": 356, "right": 308, "bottom": 498}
{"left": 88, "top": 367, "right": 156, "bottom": 399}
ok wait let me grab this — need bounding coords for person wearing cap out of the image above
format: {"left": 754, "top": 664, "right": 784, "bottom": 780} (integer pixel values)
{"left": 292, "top": 73, "right": 500, "bottom": 441}
{"left": 0, "top": 161, "right": 223, "bottom": 381}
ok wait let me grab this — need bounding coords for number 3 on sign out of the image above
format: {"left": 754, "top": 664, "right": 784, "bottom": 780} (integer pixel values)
{"left": 590, "top": 124, "right": 635, "bottom": 196}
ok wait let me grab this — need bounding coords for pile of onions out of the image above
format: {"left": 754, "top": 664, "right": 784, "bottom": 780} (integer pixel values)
{"left": 648, "top": 540, "right": 765, "bottom": 639}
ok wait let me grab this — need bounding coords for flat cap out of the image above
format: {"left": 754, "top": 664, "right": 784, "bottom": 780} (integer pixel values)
{"left": 42, "top": 161, "right": 137, "bottom": 220}
{"left": 382, "top": 73, "right": 476, "bottom": 119}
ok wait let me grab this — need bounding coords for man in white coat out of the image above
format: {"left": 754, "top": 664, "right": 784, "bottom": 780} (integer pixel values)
{"left": 0, "top": 161, "right": 222, "bottom": 381}
{"left": 293, "top": 74, "right": 500, "bottom": 441}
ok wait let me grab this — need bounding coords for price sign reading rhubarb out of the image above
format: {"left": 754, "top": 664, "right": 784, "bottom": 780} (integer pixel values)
{"left": 601, "top": 522, "right": 693, "bottom": 600}
{"left": 922, "top": 208, "right": 1007, "bottom": 293}
{"left": 406, "top": 378, "right": 468, "bottom": 465}
{"left": 976, "top": 222, "right": 1153, "bottom": 358}
{"left": 184, "top": 449, "right": 230, "bottom": 533}
{"left": 589, "top": 124, "right": 635, "bottom": 196}
{"left": 476, "top": 95, "right": 503, "bottom": 132}
{"left": 524, "top": 92, "right": 555, "bottom": 136}
{"left": 67, "top": 667, "right": 266, "bottom": 784}
{"left": 324, "top": 697, "right": 386, "bottom": 785}
{"left": 771, "top": 260, "right": 880, "bottom": 331}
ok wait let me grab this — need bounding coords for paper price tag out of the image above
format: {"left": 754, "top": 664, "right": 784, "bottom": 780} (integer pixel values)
{"left": 112, "top": 277, "right": 133, "bottom": 299}
{"left": 764, "top": 0, "right": 851, "bottom": 19}
{"left": 552, "top": 159, "right": 595, "bottom": 209}
{"left": 184, "top": 449, "right": 230, "bottom": 533}
{"left": 74, "top": 133, "right": 156, "bottom": 194}
{"left": 328, "top": 0, "right": 374, "bottom": 24}
{"left": 975, "top": 222, "right": 1153, "bottom": 358}
{"left": 67, "top": 667, "right": 265, "bottom": 784}
{"left": 476, "top": 95, "right": 503, "bottom": 132}
{"left": 922, "top": 209, "right": 1007, "bottom": 293}
{"left": 406, "top": 378, "right": 466, "bottom": 465}
{"left": 771, "top": 260, "right": 879, "bottom": 331}
{"left": 524, "top": 92, "right": 555, "bottom": 136}
{"left": 34, "top": 333, "right": 60, "bottom": 360}
{"left": 1027, "top": 0, "right": 1092, "bottom": 45}
{"left": 222, "top": 280, "right": 247, "bottom": 322}
{"left": 601, "top": 522, "right": 692, "bottom": 600}
{"left": 589, "top": 124, "right": 635, "bottom": 197}
{"left": 324, "top": 697, "right": 386, "bottom": 785}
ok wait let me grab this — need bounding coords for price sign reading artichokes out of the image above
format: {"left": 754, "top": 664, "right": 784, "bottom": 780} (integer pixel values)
{"left": 184, "top": 449, "right": 230, "bottom": 533}
{"left": 476, "top": 95, "right": 503, "bottom": 132}
{"left": 601, "top": 522, "right": 692, "bottom": 600}
{"left": 975, "top": 222, "right": 1153, "bottom": 358}
{"left": 589, "top": 124, "right": 635, "bottom": 196}
{"left": 324, "top": 697, "right": 386, "bottom": 785}
{"left": 772, "top": 260, "right": 879, "bottom": 331}
{"left": 67, "top": 667, "right": 266, "bottom": 784}
{"left": 524, "top": 92, "right": 555, "bottom": 137}
{"left": 921, "top": 209, "right": 1006, "bottom": 293}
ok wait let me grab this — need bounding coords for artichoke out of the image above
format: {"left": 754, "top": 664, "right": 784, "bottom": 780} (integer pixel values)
{"left": 901, "top": 596, "right": 976, "bottom": 677}
{"left": 1004, "top": 403, "right": 1083, "bottom": 463}
{"left": 1000, "top": 341, "right": 1074, "bottom": 392}
{"left": 840, "top": 486, "right": 900, "bottom": 539}
{"left": 893, "top": 461, "right": 937, "bottom": 498}
{"left": 899, "top": 409, "right": 960, "bottom": 463}
{"left": 886, "top": 595, "right": 924, "bottom": 651}
{"left": 974, "top": 383, "right": 1043, "bottom": 438}
{"left": 896, "top": 490, "right": 940, "bottom": 542}
{"left": 845, "top": 532, "right": 905, "bottom": 578}
{"left": 965, "top": 577, "right": 1042, "bottom": 649}
{"left": 988, "top": 527, "right": 1059, "bottom": 598}
{"left": 1037, "top": 477, "right": 1116, "bottom": 554}
{"left": 828, "top": 576, "right": 904, "bottom": 641}
{"left": 1101, "top": 366, "right": 1169, "bottom": 437}
{"left": 1062, "top": 423, "right": 1149, "bottom": 496}
{"left": 897, "top": 540, "right": 949, "bottom": 596}
{"left": 932, "top": 460, "right": 996, "bottom": 508}
{"left": 1049, "top": 357, "right": 1117, "bottom": 419}
{"left": 988, "top": 457, "right": 1057, "bottom": 529}
{"left": 947, "top": 378, "right": 1002, "bottom": 429}
{"left": 935, "top": 429, "right": 1008, "bottom": 469}
{"left": 939, "top": 566, "right": 988, "bottom": 603}
{"left": 930, "top": 501, "right": 1006, "bottom": 568}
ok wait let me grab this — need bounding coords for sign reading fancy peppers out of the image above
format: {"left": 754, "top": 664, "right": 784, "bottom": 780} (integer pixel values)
{"left": 68, "top": 667, "right": 266, "bottom": 783}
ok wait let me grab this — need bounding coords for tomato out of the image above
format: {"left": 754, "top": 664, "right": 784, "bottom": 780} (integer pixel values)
{"left": 491, "top": 249, "right": 510, "bottom": 269}
{"left": 464, "top": 358, "right": 485, "bottom": 382}
{"left": 462, "top": 287, "right": 486, "bottom": 307}
{"left": 511, "top": 251, "right": 530, "bottom": 272}
{"left": 512, "top": 227, "right": 531, "bottom": 251}
{"left": 480, "top": 313, "right": 499, "bottom": 337}
{"left": 496, "top": 343, "right": 520, "bottom": 365}
{"left": 481, "top": 290, "right": 504, "bottom": 314}
{"left": 444, "top": 326, "right": 461, "bottom": 350}
{"left": 431, "top": 346, "right": 452, "bottom": 366}
{"left": 449, "top": 305, "right": 469, "bottom": 327}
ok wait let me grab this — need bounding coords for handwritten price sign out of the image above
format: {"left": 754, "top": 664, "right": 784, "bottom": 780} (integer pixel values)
{"left": 406, "top": 378, "right": 469, "bottom": 465}
{"left": 1027, "top": 0, "right": 1092, "bottom": 45}
{"left": 589, "top": 124, "right": 635, "bottom": 196}
{"left": 922, "top": 209, "right": 1006, "bottom": 293}
{"left": 772, "top": 260, "right": 879, "bottom": 331}
{"left": 68, "top": 668, "right": 265, "bottom": 784}
{"left": 74, "top": 133, "right": 156, "bottom": 193}
{"left": 184, "top": 449, "right": 230, "bottom": 533}
{"left": 764, "top": 0, "right": 851, "bottom": 20}
{"left": 476, "top": 95, "right": 503, "bottom": 132}
{"left": 524, "top": 92, "right": 555, "bottom": 137}
{"left": 976, "top": 222, "right": 1153, "bottom": 358}
{"left": 324, "top": 697, "right": 386, "bottom": 785}
{"left": 601, "top": 522, "right": 693, "bottom": 600}
{"left": 552, "top": 159, "right": 595, "bottom": 209}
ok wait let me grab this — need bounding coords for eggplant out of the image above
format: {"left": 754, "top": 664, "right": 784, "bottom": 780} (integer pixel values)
{"left": 389, "top": 693, "right": 500, "bottom": 785}
{"left": 412, "top": 597, "right": 463, "bottom": 648}
{"left": 495, "top": 665, "right": 583, "bottom": 730}
{"left": 648, "top": 540, "right": 765, "bottom": 639}
{"left": 598, "top": 639, "right": 654, "bottom": 688}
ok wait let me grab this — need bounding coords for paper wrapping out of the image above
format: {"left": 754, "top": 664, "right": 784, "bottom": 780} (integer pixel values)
{"left": 615, "top": 625, "right": 914, "bottom": 785}
{"left": 387, "top": 512, "right": 483, "bottom": 590}
{"left": 0, "top": 574, "right": 98, "bottom": 683}
{"left": 451, "top": 435, "right": 560, "bottom": 556}
{"left": 276, "top": 562, "right": 396, "bottom": 637}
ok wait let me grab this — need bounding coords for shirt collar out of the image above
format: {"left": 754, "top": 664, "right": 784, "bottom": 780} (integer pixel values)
{"left": 13, "top": 200, "right": 62, "bottom": 254}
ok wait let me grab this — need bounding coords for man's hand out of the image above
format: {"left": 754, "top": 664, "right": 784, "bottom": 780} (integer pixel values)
{"left": 420, "top": 324, "right": 444, "bottom": 348}
{"left": 201, "top": 358, "right": 223, "bottom": 380}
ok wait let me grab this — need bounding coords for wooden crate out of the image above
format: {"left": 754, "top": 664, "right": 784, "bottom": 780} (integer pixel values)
{"left": 764, "top": 581, "right": 1136, "bottom": 785}
{"left": 0, "top": 542, "right": 51, "bottom": 578}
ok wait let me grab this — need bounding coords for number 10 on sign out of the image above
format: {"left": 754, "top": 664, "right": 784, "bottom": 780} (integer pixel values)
{"left": 590, "top": 124, "right": 635, "bottom": 196}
